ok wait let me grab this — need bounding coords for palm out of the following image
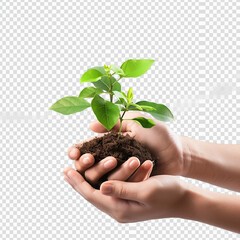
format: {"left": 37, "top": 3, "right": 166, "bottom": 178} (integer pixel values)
{"left": 91, "top": 112, "right": 184, "bottom": 176}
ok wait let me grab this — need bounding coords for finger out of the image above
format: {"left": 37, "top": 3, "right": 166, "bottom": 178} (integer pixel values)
{"left": 107, "top": 157, "right": 140, "bottom": 181}
{"left": 89, "top": 111, "right": 148, "bottom": 134}
{"left": 63, "top": 167, "right": 96, "bottom": 201}
{"left": 63, "top": 169, "right": 80, "bottom": 191}
{"left": 100, "top": 180, "right": 145, "bottom": 203}
{"left": 75, "top": 153, "right": 95, "bottom": 172}
{"left": 89, "top": 120, "right": 108, "bottom": 133}
{"left": 68, "top": 134, "right": 105, "bottom": 160}
{"left": 129, "top": 160, "right": 153, "bottom": 182}
{"left": 68, "top": 147, "right": 80, "bottom": 160}
{"left": 63, "top": 167, "right": 73, "bottom": 176}
{"left": 64, "top": 175, "right": 75, "bottom": 188}
{"left": 64, "top": 168, "right": 147, "bottom": 223}
{"left": 142, "top": 161, "right": 154, "bottom": 180}
{"left": 90, "top": 119, "right": 128, "bottom": 133}
{"left": 84, "top": 156, "right": 118, "bottom": 184}
{"left": 63, "top": 168, "right": 114, "bottom": 210}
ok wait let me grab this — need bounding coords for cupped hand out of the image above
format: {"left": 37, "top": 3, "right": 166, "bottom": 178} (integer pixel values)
{"left": 63, "top": 168, "right": 188, "bottom": 223}
{"left": 68, "top": 111, "right": 186, "bottom": 176}
{"left": 68, "top": 136, "right": 153, "bottom": 186}
{"left": 76, "top": 154, "right": 153, "bottom": 187}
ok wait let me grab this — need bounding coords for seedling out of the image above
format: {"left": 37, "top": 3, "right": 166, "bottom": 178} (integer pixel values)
{"left": 49, "top": 59, "right": 174, "bottom": 139}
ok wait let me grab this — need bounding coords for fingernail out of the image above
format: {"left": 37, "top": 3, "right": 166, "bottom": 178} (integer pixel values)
{"left": 67, "top": 170, "right": 72, "bottom": 178}
{"left": 144, "top": 160, "right": 153, "bottom": 169}
{"left": 82, "top": 157, "right": 91, "bottom": 165}
{"left": 102, "top": 184, "right": 113, "bottom": 194}
{"left": 69, "top": 149, "right": 75, "bottom": 158}
{"left": 104, "top": 159, "right": 115, "bottom": 169}
{"left": 129, "top": 159, "right": 140, "bottom": 169}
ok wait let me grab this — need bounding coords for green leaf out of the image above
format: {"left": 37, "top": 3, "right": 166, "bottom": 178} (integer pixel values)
{"left": 91, "top": 95, "right": 120, "bottom": 131}
{"left": 114, "top": 91, "right": 127, "bottom": 99}
{"left": 120, "top": 59, "right": 155, "bottom": 77}
{"left": 111, "top": 64, "right": 125, "bottom": 75}
{"left": 49, "top": 97, "right": 90, "bottom": 115}
{"left": 79, "top": 87, "right": 103, "bottom": 98}
{"left": 136, "top": 100, "right": 174, "bottom": 122}
{"left": 113, "top": 91, "right": 127, "bottom": 105}
{"left": 92, "top": 66, "right": 106, "bottom": 75}
{"left": 128, "top": 103, "right": 143, "bottom": 110}
{"left": 127, "top": 87, "right": 133, "bottom": 103}
{"left": 121, "top": 92, "right": 127, "bottom": 99}
{"left": 104, "top": 64, "right": 111, "bottom": 73}
{"left": 138, "top": 105, "right": 156, "bottom": 111}
{"left": 88, "top": 66, "right": 121, "bottom": 91}
{"left": 114, "top": 102, "right": 126, "bottom": 111}
{"left": 115, "top": 100, "right": 126, "bottom": 105}
{"left": 128, "top": 103, "right": 156, "bottom": 111}
{"left": 80, "top": 68, "right": 104, "bottom": 83}
{"left": 131, "top": 117, "right": 156, "bottom": 128}
{"left": 93, "top": 76, "right": 121, "bottom": 91}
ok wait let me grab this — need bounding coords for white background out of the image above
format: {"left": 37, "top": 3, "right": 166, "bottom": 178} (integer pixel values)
{"left": 1, "top": 0, "right": 240, "bottom": 239}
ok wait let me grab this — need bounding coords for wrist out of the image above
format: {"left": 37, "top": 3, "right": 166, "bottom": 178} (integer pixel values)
{"left": 175, "top": 183, "right": 213, "bottom": 221}
{"left": 180, "top": 137, "right": 222, "bottom": 184}
{"left": 180, "top": 136, "right": 212, "bottom": 179}
{"left": 179, "top": 136, "right": 193, "bottom": 177}
{"left": 176, "top": 182, "right": 240, "bottom": 233}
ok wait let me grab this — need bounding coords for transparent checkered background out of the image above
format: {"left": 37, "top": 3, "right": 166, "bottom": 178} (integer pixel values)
{"left": 1, "top": 0, "right": 240, "bottom": 239}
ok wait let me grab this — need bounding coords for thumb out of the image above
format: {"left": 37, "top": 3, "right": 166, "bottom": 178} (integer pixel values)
{"left": 90, "top": 119, "right": 128, "bottom": 133}
{"left": 89, "top": 120, "right": 108, "bottom": 133}
{"left": 100, "top": 180, "right": 142, "bottom": 202}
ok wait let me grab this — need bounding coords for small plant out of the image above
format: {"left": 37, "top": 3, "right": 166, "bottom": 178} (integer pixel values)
{"left": 49, "top": 59, "right": 174, "bottom": 139}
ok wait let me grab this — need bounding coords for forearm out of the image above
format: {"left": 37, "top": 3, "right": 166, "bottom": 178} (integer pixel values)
{"left": 182, "top": 137, "right": 240, "bottom": 191}
{"left": 179, "top": 185, "right": 240, "bottom": 233}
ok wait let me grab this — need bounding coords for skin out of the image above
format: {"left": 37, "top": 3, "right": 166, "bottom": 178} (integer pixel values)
{"left": 68, "top": 111, "right": 183, "bottom": 184}
{"left": 64, "top": 112, "right": 240, "bottom": 233}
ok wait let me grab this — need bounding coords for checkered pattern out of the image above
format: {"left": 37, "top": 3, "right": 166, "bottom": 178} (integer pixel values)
{"left": 1, "top": 0, "right": 240, "bottom": 239}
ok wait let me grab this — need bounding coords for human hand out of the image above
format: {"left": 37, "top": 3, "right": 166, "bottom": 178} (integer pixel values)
{"left": 68, "top": 137, "right": 153, "bottom": 188}
{"left": 68, "top": 111, "right": 187, "bottom": 176}
{"left": 63, "top": 167, "right": 187, "bottom": 223}
{"left": 63, "top": 167, "right": 240, "bottom": 233}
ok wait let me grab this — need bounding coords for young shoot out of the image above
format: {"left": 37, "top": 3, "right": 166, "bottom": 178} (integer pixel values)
{"left": 49, "top": 59, "right": 174, "bottom": 139}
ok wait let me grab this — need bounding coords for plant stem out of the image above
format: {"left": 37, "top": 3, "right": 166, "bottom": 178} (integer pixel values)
{"left": 117, "top": 110, "right": 127, "bottom": 139}
{"left": 112, "top": 76, "right": 122, "bottom": 86}
{"left": 109, "top": 74, "right": 122, "bottom": 102}
{"left": 108, "top": 73, "right": 113, "bottom": 102}
{"left": 118, "top": 117, "right": 123, "bottom": 139}
{"left": 122, "top": 110, "right": 126, "bottom": 119}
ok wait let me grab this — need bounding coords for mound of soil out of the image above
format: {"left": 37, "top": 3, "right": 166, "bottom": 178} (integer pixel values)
{"left": 77, "top": 131, "right": 158, "bottom": 189}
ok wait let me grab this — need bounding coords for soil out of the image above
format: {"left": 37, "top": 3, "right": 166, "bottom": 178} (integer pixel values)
{"left": 76, "top": 131, "right": 158, "bottom": 189}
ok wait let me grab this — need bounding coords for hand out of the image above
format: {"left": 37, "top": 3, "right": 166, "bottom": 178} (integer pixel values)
{"left": 63, "top": 168, "right": 240, "bottom": 233}
{"left": 63, "top": 168, "right": 187, "bottom": 223}
{"left": 68, "top": 111, "right": 187, "bottom": 176}
{"left": 68, "top": 141, "right": 153, "bottom": 187}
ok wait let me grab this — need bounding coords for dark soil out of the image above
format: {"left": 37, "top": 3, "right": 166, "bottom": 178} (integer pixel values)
{"left": 76, "top": 131, "right": 158, "bottom": 189}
